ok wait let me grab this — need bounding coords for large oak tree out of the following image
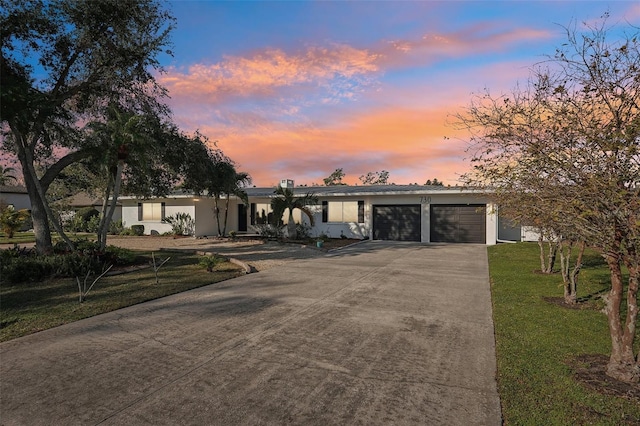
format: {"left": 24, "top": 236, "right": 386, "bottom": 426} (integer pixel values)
{"left": 1, "top": 0, "right": 175, "bottom": 253}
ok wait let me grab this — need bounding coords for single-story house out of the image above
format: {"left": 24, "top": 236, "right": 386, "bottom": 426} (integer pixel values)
{"left": 0, "top": 185, "right": 30, "bottom": 211}
{"left": 58, "top": 192, "right": 122, "bottom": 222}
{"left": 120, "top": 180, "right": 524, "bottom": 245}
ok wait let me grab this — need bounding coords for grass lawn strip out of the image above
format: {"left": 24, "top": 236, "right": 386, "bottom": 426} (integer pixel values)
{"left": 489, "top": 242, "right": 639, "bottom": 425}
{"left": 0, "top": 251, "right": 244, "bottom": 342}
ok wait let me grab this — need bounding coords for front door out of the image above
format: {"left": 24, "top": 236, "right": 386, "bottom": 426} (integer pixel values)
{"left": 238, "top": 204, "right": 247, "bottom": 232}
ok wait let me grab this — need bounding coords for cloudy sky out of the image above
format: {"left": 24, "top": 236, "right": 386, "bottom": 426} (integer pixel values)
{"left": 158, "top": 1, "right": 638, "bottom": 186}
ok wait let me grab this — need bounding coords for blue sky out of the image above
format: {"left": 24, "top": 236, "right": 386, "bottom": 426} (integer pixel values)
{"left": 157, "top": 1, "right": 639, "bottom": 186}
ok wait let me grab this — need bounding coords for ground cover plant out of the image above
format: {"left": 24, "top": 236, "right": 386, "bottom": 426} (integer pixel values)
{"left": 489, "top": 243, "right": 639, "bottom": 425}
{"left": 0, "top": 251, "right": 243, "bottom": 342}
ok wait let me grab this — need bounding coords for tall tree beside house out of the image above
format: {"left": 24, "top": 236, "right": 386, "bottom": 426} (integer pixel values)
{"left": 189, "top": 148, "right": 249, "bottom": 237}
{"left": 0, "top": 0, "right": 175, "bottom": 253}
{"left": 82, "top": 111, "right": 215, "bottom": 246}
{"left": 456, "top": 16, "right": 639, "bottom": 383}
{"left": 271, "top": 187, "right": 318, "bottom": 240}
{"left": 323, "top": 168, "right": 346, "bottom": 186}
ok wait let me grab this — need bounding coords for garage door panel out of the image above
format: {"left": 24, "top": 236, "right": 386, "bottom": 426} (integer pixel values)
{"left": 430, "top": 205, "right": 486, "bottom": 244}
{"left": 373, "top": 205, "right": 421, "bottom": 242}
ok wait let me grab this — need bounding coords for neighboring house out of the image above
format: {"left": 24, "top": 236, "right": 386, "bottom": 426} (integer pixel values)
{"left": 59, "top": 192, "right": 122, "bottom": 223}
{"left": 0, "top": 185, "right": 30, "bottom": 210}
{"left": 120, "top": 180, "right": 525, "bottom": 245}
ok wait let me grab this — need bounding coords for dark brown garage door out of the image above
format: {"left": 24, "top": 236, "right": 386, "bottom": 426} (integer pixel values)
{"left": 373, "top": 205, "right": 421, "bottom": 241}
{"left": 430, "top": 205, "right": 486, "bottom": 243}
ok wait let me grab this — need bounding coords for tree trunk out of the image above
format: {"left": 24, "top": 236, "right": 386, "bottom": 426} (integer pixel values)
{"left": 560, "top": 240, "right": 576, "bottom": 304}
{"left": 547, "top": 239, "right": 558, "bottom": 273}
{"left": 22, "top": 167, "right": 53, "bottom": 254}
{"left": 569, "top": 241, "right": 586, "bottom": 303}
{"left": 222, "top": 196, "right": 230, "bottom": 237}
{"left": 537, "top": 232, "right": 558, "bottom": 274}
{"left": 287, "top": 211, "right": 296, "bottom": 240}
{"left": 603, "top": 247, "right": 640, "bottom": 383}
{"left": 98, "top": 161, "right": 123, "bottom": 249}
{"left": 538, "top": 233, "right": 546, "bottom": 273}
{"left": 214, "top": 197, "right": 222, "bottom": 236}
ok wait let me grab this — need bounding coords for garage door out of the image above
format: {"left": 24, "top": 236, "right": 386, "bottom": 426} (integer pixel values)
{"left": 430, "top": 205, "right": 486, "bottom": 243}
{"left": 373, "top": 205, "right": 421, "bottom": 241}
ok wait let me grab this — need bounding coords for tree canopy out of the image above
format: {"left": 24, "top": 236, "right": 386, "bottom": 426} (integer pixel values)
{"left": 323, "top": 168, "right": 346, "bottom": 186}
{"left": 359, "top": 170, "right": 390, "bottom": 185}
{"left": 1, "top": 0, "right": 175, "bottom": 252}
{"left": 457, "top": 15, "right": 639, "bottom": 383}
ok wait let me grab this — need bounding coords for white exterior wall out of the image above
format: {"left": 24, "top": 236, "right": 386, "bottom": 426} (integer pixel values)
{"left": 319, "top": 196, "right": 369, "bottom": 240}
{"left": 194, "top": 198, "right": 218, "bottom": 236}
{"left": 121, "top": 199, "right": 196, "bottom": 235}
{"left": 121, "top": 190, "right": 499, "bottom": 244}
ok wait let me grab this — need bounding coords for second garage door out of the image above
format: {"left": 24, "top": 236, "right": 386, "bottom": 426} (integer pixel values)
{"left": 430, "top": 205, "right": 486, "bottom": 243}
{"left": 373, "top": 205, "right": 421, "bottom": 241}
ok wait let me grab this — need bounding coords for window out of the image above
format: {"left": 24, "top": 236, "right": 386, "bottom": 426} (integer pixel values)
{"left": 325, "top": 201, "right": 362, "bottom": 223}
{"left": 138, "top": 202, "right": 164, "bottom": 221}
{"left": 251, "top": 203, "right": 273, "bottom": 225}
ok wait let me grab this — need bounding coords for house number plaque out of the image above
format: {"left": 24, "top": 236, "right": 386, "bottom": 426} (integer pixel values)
{"left": 420, "top": 196, "right": 431, "bottom": 203}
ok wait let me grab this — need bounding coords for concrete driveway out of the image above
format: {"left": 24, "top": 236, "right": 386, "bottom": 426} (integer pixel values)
{"left": 0, "top": 242, "right": 501, "bottom": 425}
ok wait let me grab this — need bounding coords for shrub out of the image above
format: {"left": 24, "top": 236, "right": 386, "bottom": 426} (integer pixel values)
{"left": 0, "top": 242, "right": 136, "bottom": 283}
{"left": 163, "top": 213, "right": 195, "bottom": 236}
{"left": 77, "top": 207, "right": 99, "bottom": 222}
{"left": 131, "top": 225, "right": 144, "bottom": 236}
{"left": 295, "top": 223, "right": 312, "bottom": 240}
{"left": 108, "top": 219, "right": 125, "bottom": 235}
{"left": 66, "top": 207, "right": 99, "bottom": 233}
{"left": 85, "top": 215, "right": 101, "bottom": 233}
{"left": 198, "top": 255, "right": 225, "bottom": 272}
{"left": 254, "top": 223, "right": 285, "bottom": 239}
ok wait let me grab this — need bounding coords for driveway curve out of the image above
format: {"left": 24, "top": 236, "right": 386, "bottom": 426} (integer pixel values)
{"left": 0, "top": 242, "right": 501, "bottom": 425}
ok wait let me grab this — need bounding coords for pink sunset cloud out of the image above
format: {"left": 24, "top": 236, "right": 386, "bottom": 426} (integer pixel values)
{"left": 154, "top": 21, "right": 557, "bottom": 187}
{"left": 158, "top": 44, "right": 380, "bottom": 104}
{"left": 195, "top": 103, "right": 471, "bottom": 187}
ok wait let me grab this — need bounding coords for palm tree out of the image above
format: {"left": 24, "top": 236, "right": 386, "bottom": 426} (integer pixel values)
{"left": 208, "top": 160, "right": 236, "bottom": 236}
{"left": 271, "top": 186, "right": 318, "bottom": 240}
{"left": 0, "top": 165, "right": 18, "bottom": 185}
{"left": 222, "top": 170, "right": 251, "bottom": 236}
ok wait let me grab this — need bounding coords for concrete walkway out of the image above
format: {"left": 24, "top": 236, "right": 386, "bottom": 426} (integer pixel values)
{"left": 0, "top": 242, "right": 501, "bottom": 425}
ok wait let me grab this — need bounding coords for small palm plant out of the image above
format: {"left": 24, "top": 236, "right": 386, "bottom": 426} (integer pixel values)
{"left": 271, "top": 186, "right": 318, "bottom": 240}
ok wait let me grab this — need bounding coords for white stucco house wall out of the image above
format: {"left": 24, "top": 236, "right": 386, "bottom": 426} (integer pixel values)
{"left": 119, "top": 181, "right": 519, "bottom": 245}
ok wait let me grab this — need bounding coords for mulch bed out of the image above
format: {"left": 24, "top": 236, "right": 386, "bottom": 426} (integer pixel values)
{"left": 566, "top": 354, "right": 640, "bottom": 402}
{"left": 545, "top": 296, "right": 640, "bottom": 404}
{"left": 542, "top": 296, "right": 598, "bottom": 310}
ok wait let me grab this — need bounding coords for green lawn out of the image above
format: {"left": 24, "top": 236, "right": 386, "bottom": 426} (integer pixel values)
{"left": 0, "top": 231, "right": 37, "bottom": 245}
{"left": 489, "top": 242, "right": 639, "bottom": 425}
{"left": 0, "top": 251, "right": 244, "bottom": 342}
